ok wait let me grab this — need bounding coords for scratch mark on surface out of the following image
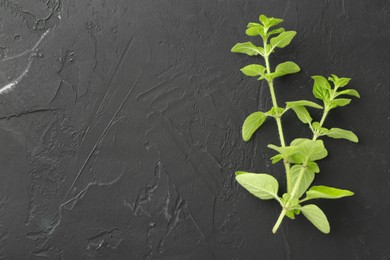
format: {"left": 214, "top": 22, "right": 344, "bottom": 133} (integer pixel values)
{"left": 0, "top": 60, "right": 33, "bottom": 94}
{"left": 188, "top": 213, "right": 206, "bottom": 241}
{"left": 0, "top": 29, "right": 51, "bottom": 95}
{"left": 62, "top": 68, "right": 143, "bottom": 202}
{"left": 48, "top": 171, "right": 125, "bottom": 237}
{"left": 1, "top": 29, "right": 51, "bottom": 62}
{"left": 81, "top": 36, "right": 134, "bottom": 140}
{"left": 188, "top": 213, "right": 216, "bottom": 260}
{"left": 0, "top": 108, "right": 59, "bottom": 120}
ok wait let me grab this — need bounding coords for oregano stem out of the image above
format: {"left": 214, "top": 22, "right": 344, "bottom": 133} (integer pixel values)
{"left": 289, "top": 162, "right": 309, "bottom": 199}
{"left": 272, "top": 208, "right": 287, "bottom": 234}
{"left": 273, "top": 106, "right": 332, "bottom": 233}
{"left": 314, "top": 107, "right": 329, "bottom": 140}
{"left": 263, "top": 44, "right": 292, "bottom": 193}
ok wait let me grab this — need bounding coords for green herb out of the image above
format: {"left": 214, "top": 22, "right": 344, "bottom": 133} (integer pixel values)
{"left": 231, "top": 14, "right": 359, "bottom": 234}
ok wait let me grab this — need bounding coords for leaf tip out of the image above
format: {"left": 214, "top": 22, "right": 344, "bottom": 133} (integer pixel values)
{"left": 235, "top": 171, "right": 246, "bottom": 176}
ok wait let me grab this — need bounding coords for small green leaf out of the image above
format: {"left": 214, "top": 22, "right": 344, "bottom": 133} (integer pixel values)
{"left": 329, "top": 75, "right": 351, "bottom": 88}
{"left": 305, "top": 185, "right": 354, "bottom": 200}
{"left": 265, "top": 106, "right": 285, "bottom": 117}
{"left": 325, "top": 128, "right": 359, "bottom": 143}
{"left": 286, "top": 208, "right": 301, "bottom": 219}
{"left": 247, "top": 22, "right": 262, "bottom": 27}
{"left": 267, "top": 28, "right": 285, "bottom": 38}
{"left": 270, "top": 31, "right": 297, "bottom": 49}
{"left": 285, "top": 210, "right": 295, "bottom": 219}
{"left": 259, "top": 15, "right": 269, "bottom": 25}
{"left": 311, "top": 122, "right": 321, "bottom": 131}
{"left": 242, "top": 112, "right": 268, "bottom": 141}
{"left": 311, "top": 122, "right": 329, "bottom": 136}
{"left": 290, "top": 139, "right": 328, "bottom": 162}
{"left": 270, "top": 154, "right": 283, "bottom": 164}
{"left": 231, "top": 42, "right": 264, "bottom": 56}
{"left": 282, "top": 193, "right": 300, "bottom": 207}
{"left": 328, "top": 74, "right": 339, "bottom": 83}
{"left": 286, "top": 100, "right": 323, "bottom": 109}
{"left": 269, "top": 139, "right": 327, "bottom": 165}
{"left": 291, "top": 164, "right": 315, "bottom": 198}
{"left": 270, "top": 61, "right": 300, "bottom": 79}
{"left": 268, "top": 144, "right": 303, "bottom": 163}
{"left": 259, "top": 14, "right": 284, "bottom": 28}
{"left": 301, "top": 204, "right": 330, "bottom": 234}
{"left": 335, "top": 77, "right": 351, "bottom": 88}
{"left": 307, "top": 161, "right": 320, "bottom": 174}
{"left": 246, "top": 24, "right": 266, "bottom": 39}
{"left": 312, "top": 75, "right": 331, "bottom": 101}
{"left": 291, "top": 106, "right": 312, "bottom": 124}
{"left": 235, "top": 172, "right": 279, "bottom": 200}
{"left": 328, "top": 98, "right": 351, "bottom": 109}
{"left": 336, "top": 89, "right": 360, "bottom": 98}
{"left": 240, "top": 64, "right": 266, "bottom": 77}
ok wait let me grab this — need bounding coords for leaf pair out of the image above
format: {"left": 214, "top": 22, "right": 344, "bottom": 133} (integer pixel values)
{"left": 285, "top": 100, "right": 323, "bottom": 124}
{"left": 231, "top": 32, "right": 296, "bottom": 57}
{"left": 312, "top": 75, "right": 360, "bottom": 109}
{"left": 240, "top": 61, "right": 300, "bottom": 81}
{"left": 232, "top": 14, "right": 297, "bottom": 58}
{"left": 235, "top": 171, "right": 353, "bottom": 234}
{"left": 300, "top": 186, "right": 354, "bottom": 233}
{"left": 311, "top": 122, "right": 359, "bottom": 143}
{"left": 268, "top": 138, "right": 328, "bottom": 165}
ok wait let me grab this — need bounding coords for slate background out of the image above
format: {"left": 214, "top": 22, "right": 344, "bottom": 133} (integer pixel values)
{"left": 0, "top": 0, "right": 389, "bottom": 259}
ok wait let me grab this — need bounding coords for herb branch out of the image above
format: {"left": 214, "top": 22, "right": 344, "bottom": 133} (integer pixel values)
{"left": 231, "top": 14, "right": 359, "bottom": 234}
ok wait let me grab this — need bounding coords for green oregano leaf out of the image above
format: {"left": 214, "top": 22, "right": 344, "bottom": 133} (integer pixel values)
{"left": 270, "top": 31, "right": 297, "bottom": 49}
{"left": 336, "top": 89, "right": 360, "bottom": 98}
{"left": 240, "top": 64, "right": 266, "bottom": 77}
{"left": 285, "top": 210, "right": 295, "bottom": 219}
{"left": 270, "top": 154, "right": 283, "bottom": 164}
{"left": 334, "top": 77, "right": 351, "bottom": 88}
{"left": 312, "top": 75, "right": 331, "bottom": 101}
{"left": 290, "top": 139, "right": 328, "bottom": 162}
{"left": 270, "top": 61, "right": 300, "bottom": 79}
{"left": 231, "top": 42, "right": 264, "bottom": 56}
{"left": 305, "top": 185, "right": 354, "bottom": 200}
{"left": 286, "top": 100, "right": 323, "bottom": 109}
{"left": 328, "top": 74, "right": 339, "bottom": 83}
{"left": 307, "top": 161, "right": 320, "bottom": 174}
{"left": 242, "top": 112, "right": 268, "bottom": 141}
{"left": 291, "top": 106, "right": 312, "bottom": 124}
{"left": 235, "top": 172, "right": 280, "bottom": 200}
{"left": 301, "top": 204, "right": 330, "bottom": 234}
{"left": 265, "top": 106, "right": 285, "bottom": 117}
{"left": 259, "top": 14, "right": 284, "bottom": 28}
{"left": 325, "top": 128, "right": 359, "bottom": 143}
{"left": 267, "top": 28, "right": 285, "bottom": 38}
{"left": 269, "top": 139, "right": 327, "bottom": 164}
{"left": 291, "top": 164, "right": 315, "bottom": 198}
{"left": 328, "top": 74, "right": 351, "bottom": 88}
{"left": 327, "top": 98, "right": 351, "bottom": 109}
{"left": 246, "top": 23, "right": 265, "bottom": 38}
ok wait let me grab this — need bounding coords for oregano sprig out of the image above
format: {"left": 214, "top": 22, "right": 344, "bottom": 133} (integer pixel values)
{"left": 231, "top": 14, "right": 359, "bottom": 234}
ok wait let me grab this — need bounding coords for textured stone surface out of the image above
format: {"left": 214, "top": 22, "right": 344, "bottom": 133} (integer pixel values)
{"left": 0, "top": 0, "right": 389, "bottom": 259}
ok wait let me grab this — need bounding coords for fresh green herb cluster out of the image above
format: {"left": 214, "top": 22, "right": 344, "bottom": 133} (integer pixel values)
{"left": 231, "top": 14, "right": 359, "bottom": 234}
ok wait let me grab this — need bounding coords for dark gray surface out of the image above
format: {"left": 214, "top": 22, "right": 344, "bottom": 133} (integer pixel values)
{"left": 0, "top": 0, "right": 389, "bottom": 259}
